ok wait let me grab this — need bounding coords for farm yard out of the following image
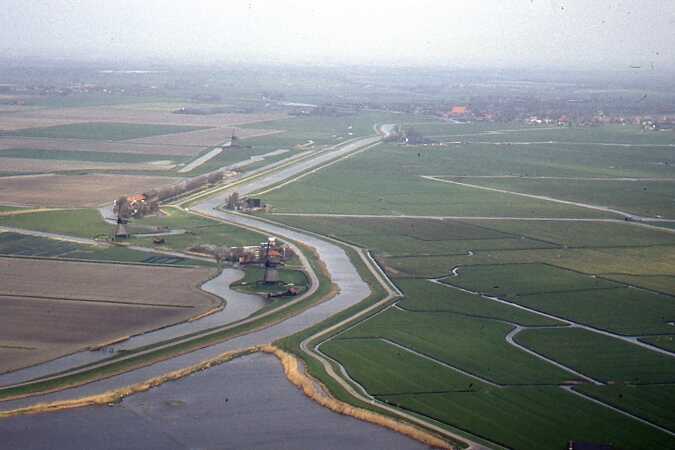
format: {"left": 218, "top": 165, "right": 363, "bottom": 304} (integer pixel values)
{"left": 263, "top": 119, "right": 675, "bottom": 450}
{"left": 0, "top": 257, "right": 218, "bottom": 373}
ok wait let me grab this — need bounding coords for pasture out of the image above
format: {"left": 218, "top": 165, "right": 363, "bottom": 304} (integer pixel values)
{"left": 5, "top": 122, "right": 208, "bottom": 141}
{"left": 268, "top": 120, "right": 675, "bottom": 449}
{"left": 453, "top": 177, "right": 675, "bottom": 220}
{"left": 515, "top": 327, "right": 675, "bottom": 383}
{"left": 449, "top": 263, "right": 620, "bottom": 297}
{"left": 338, "top": 308, "right": 573, "bottom": 385}
{"left": 576, "top": 384, "right": 675, "bottom": 431}
{"left": 231, "top": 267, "right": 309, "bottom": 295}
{"left": 270, "top": 215, "right": 556, "bottom": 256}
{"left": 505, "top": 287, "right": 675, "bottom": 335}
{"left": 0, "top": 136, "right": 202, "bottom": 156}
{"left": 0, "top": 208, "right": 109, "bottom": 237}
{"left": 259, "top": 143, "right": 619, "bottom": 218}
{"left": 380, "top": 387, "right": 674, "bottom": 450}
{"left": 396, "top": 278, "right": 560, "bottom": 327}
{"left": 381, "top": 243, "right": 675, "bottom": 279}
{"left": 132, "top": 207, "right": 266, "bottom": 252}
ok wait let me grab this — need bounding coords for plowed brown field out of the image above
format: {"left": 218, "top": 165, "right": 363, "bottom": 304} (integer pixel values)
{"left": 0, "top": 257, "right": 218, "bottom": 373}
{"left": 0, "top": 174, "right": 180, "bottom": 207}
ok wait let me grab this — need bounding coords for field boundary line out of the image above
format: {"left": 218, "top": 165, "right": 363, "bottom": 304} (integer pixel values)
{"left": 432, "top": 278, "right": 675, "bottom": 359}
{"left": 421, "top": 175, "right": 635, "bottom": 219}
{"left": 563, "top": 386, "right": 675, "bottom": 437}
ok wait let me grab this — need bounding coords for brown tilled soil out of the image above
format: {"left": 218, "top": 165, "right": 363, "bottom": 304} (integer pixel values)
{"left": 0, "top": 257, "right": 218, "bottom": 373}
{"left": 0, "top": 173, "right": 180, "bottom": 207}
{"left": 1, "top": 107, "right": 286, "bottom": 130}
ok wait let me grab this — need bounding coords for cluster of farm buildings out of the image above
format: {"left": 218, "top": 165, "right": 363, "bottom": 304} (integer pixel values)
{"left": 113, "top": 169, "right": 239, "bottom": 218}
{"left": 190, "top": 236, "right": 294, "bottom": 265}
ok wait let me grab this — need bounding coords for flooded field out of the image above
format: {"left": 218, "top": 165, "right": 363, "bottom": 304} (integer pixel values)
{"left": 0, "top": 353, "right": 428, "bottom": 450}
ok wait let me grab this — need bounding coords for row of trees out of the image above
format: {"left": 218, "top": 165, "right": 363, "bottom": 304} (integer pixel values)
{"left": 114, "top": 170, "right": 229, "bottom": 219}
{"left": 145, "top": 170, "right": 226, "bottom": 203}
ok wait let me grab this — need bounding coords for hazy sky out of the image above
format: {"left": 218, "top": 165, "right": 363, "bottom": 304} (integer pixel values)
{"left": 2, "top": 0, "right": 674, "bottom": 69}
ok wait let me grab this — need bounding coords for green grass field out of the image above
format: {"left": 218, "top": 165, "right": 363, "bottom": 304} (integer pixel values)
{"left": 464, "top": 219, "right": 675, "bottom": 248}
{"left": 0, "top": 231, "right": 81, "bottom": 257}
{"left": 0, "top": 206, "right": 26, "bottom": 212}
{"left": 506, "top": 287, "right": 675, "bottom": 335}
{"left": 338, "top": 308, "right": 573, "bottom": 385}
{"left": 455, "top": 177, "right": 675, "bottom": 219}
{"left": 259, "top": 144, "right": 617, "bottom": 218}
{"left": 6, "top": 122, "right": 208, "bottom": 141}
{"left": 0, "top": 148, "right": 184, "bottom": 164}
{"left": 320, "top": 338, "right": 479, "bottom": 395}
{"left": 382, "top": 244, "right": 675, "bottom": 279}
{"left": 0, "top": 232, "right": 212, "bottom": 267}
{"left": 381, "top": 387, "right": 674, "bottom": 450}
{"left": 259, "top": 119, "right": 675, "bottom": 449}
{"left": 603, "top": 274, "right": 675, "bottom": 296}
{"left": 181, "top": 144, "right": 296, "bottom": 176}
{"left": 450, "top": 263, "right": 620, "bottom": 297}
{"left": 516, "top": 327, "right": 675, "bottom": 383}
{"left": 132, "top": 207, "right": 265, "bottom": 251}
{"left": 396, "top": 278, "right": 561, "bottom": 326}
{"left": 231, "top": 266, "right": 308, "bottom": 294}
{"left": 268, "top": 214, "right": 556, "bottom": 256}
{"left": 243, "top": 111, "right": 426, "bottom": 144}
{"left": 640, "top": 335, "right": 675, "bottom": 352}
{"left": 0, "top": 208, "right": 109, "bottom": 238}
{"left": 576, "top": 384, "right": 675, "bottom": 431}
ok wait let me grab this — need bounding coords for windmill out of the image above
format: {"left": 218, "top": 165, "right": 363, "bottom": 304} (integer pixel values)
{"left": 112, "top": 196, "right": 130, "bottom": 240}
{"left": 230, "top": 128, "right": 240, "bottom": 148}
{"left": 113, "top": 216, "right": 129, "bottom": 240}
{"left": 261, "top": 237, "right": 281, "bottom": 284}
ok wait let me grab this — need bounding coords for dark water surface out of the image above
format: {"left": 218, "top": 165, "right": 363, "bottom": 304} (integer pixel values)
{"left": 0, "top": 354, "right": 428, "bottom": 450}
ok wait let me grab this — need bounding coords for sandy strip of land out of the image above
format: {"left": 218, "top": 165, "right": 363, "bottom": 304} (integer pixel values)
{"left": 0, "top": 157, "right": 175, "bottom": 173}
{"left": 0, "top": 173, "right": 180, "bottom": 207}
